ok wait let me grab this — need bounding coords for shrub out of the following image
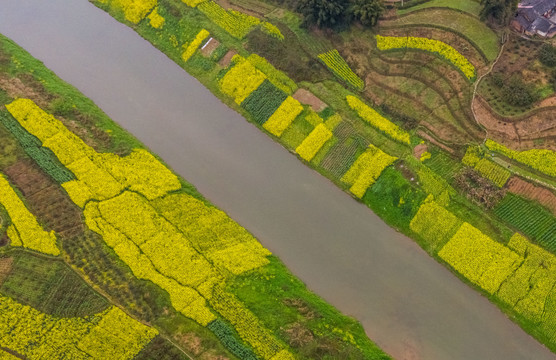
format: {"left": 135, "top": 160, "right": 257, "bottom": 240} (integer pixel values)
{"left": 501, "top": 75, "right": 538, "bottom": 107}
{"left": 539, "top": 44, "right": 556, "bottom": 68}
{"left": 453, "top": 168, "right": 505, "bottom": 209}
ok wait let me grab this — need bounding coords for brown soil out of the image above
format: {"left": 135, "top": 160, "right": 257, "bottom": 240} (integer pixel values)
{"left": 507, "top": 176, "right": 556, "bottom": 215}
{"left": 0, "top": 75, "right": 51, "bottom": 108}
{"left": 474, "top": 96, "right": 556, "bottom": 150}
{"left": 0, "top": 257, "right": 13, "bottom": 285}
{"left": 200, "top": 38, "right": 220, "bottom": 57}
{"left": 539, "top": 96, "right": 556, "bottom": 107}
{"left": 4, "top": 159, "right": 83, "bottom": 238}
{"left": 413, "top": 143, "right": 428, "bottom": 160}
{"left": 219, "top": 50, "right": 237, "bottom": 67}
{"left": 473, "top": 96, "right": 520, "bottom": 141}
{"left": 293, "top": 88, "right": 327, "bottom": 112}
{"left": 176, "top": 333, "right": 204, "bottom": 357}
{"left": 416, "top": 130, "right": 455, "bottom": 154}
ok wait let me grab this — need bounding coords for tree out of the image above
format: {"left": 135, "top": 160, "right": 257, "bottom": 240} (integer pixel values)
{"left": 297, "top": 0, "right": 349, "bottom": 28}
{"left": 480, "top": 0, "right": 518, "bottom": 26}
{"left": 349, "top": 0, "right": 384, "bottom": 26}
{"left": 539, "top": 44, "right": 556, "bottom": 67}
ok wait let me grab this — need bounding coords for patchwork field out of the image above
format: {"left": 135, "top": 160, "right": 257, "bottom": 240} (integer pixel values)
{"left": 1, "top": 0, "right": 556, "bottom": 357}
{"left": 0, "top": 32, "right": 389, "bottom": 359}
{"left": 81, "top": 0, "right": 556, "bottom": 354}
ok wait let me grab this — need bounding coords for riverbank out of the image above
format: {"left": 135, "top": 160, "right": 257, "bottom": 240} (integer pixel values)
{"left": 0, "top": 31, "right": 389, "bottom": 360}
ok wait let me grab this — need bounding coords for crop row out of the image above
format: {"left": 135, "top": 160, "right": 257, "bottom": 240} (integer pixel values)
{"left": 0, "top": 173, "right": 59, "bottom": 256}
{"left": 198, "top": 1, "right": 260, "bottom": 39}
{"left": 0, "top": 295, "right": 157, "bottom": 359}
{"left": 438, "top": 222, "right": 522, "bottom": 294}
{"left": 494, "top": 194, "right": 556, "bottom": 252}
{"left": 6, "top": 99, "right": 291, "bottom": 358}
{"left": 210, "top": 285, "right": 285, "bottom": 359}
{"left": 295, "top": 123, "right": 333, "bottom": 162}
{"left": 486, "top": 139, "right": 556, "bottom": 178}
{"left": 242, "top": 79, "right": 288, "bottom": 125}
{"left": 474, "top": 158, "right": 510, "bottom": 187}
{"left": 376, "top": 35, "right": 476, "bottom": 80}
{"left": 318, "top": 49, "right": 364, "bottom": 90}
{"left": 346, "top": 95, "right": 411, "bottom": 144}
{"left": 207, "top": 319, "right": 258, "bottom": 360}
{"left": 6, "top": 99, "right": 182, "bottom": 207}
{"left": 413, "top": 198, "right": 556, "bottom": 340}
{"left": 0, "top": 112, "right": 74, "bottom": 184}
{"left": 341, "top": 144, "right": 398, "bottom": 198}
{"left": 263, "top": 96, "right": 304, "bottom": 137}
{"left": 410, "top": 196, "right": 462, "bottom": 250}
{"left": 220, "top": 55, "right": 267, "bottom": 104}
{"left": 261, "top": 22, "right": 284, "bottom": 41}
{"left": 182, "top": 29, "right": 210, "bottom": 62}
{"left": 246, "top": 54, "right": 297, "bottom": 95}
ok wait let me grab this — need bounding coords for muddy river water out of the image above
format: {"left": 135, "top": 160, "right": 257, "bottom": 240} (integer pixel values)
{"left": 0, "top": 1, "right": 554, "bottom": 358}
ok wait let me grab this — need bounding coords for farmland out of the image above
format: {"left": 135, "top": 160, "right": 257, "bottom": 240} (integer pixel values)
{"left": 80, "top": 0, "right": 556, "bottom": 355}
{"left": 1, "top": 0, "right": 556, "bottom": 357}
{"left": 0, "top": 28, "right": 389, "bottom": 359}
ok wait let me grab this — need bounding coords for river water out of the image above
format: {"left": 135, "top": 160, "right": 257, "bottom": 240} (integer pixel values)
{"left": 0, "top": 1, "right": 553, "bottom": 359}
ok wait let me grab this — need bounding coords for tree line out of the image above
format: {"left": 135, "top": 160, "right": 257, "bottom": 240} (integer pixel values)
{"left": 297, "top": 0, "right": 385, "bottom": 29}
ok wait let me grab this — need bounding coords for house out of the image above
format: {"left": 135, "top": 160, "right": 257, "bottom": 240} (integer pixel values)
{"left": 512, "top": 0, "right": 556, "bottom": 37}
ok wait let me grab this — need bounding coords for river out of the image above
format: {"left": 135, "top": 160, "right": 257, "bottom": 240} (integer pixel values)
{"left": 0, "top": 1, "right": 553, "bottom": 359}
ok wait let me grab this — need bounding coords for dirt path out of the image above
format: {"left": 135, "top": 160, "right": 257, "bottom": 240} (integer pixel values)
{"left": 471, "top": 37, "right": 506, "bottom": 144}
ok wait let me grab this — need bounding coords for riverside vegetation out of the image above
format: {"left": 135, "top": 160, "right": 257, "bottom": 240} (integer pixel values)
{"left": 89, "top": 0, "right": 556, "bottom": 355}
{"left": 0, "top": 34, "right": 389, "bottom": 359}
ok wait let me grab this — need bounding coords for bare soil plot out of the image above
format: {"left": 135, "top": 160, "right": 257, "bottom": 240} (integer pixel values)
{"left": 293, "top": 88, "right": 327, "bottom": 112}
{"left": 0, "top": 257, "right": 13, "bottom": 285}
{"left": 4, "top": 159, "right": 83, "bottom": 238}
{"left": 507, "top": 176, "right": 556, "bottom": 215}
{"left": 200, "top": 37, "right": 220, "bottom": 57}
{"left": 219, "top": 49, "right": 237, "bottom": 67}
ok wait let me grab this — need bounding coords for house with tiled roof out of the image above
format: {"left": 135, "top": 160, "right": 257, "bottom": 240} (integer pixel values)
{"left": 511, "top": 0, "right": 556, "bottom": 37}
